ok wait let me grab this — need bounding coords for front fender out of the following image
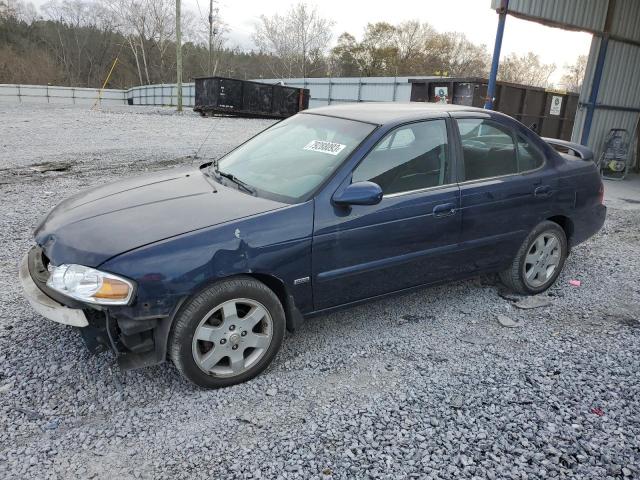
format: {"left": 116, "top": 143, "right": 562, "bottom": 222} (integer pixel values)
{"left": 99, "top": 202, "right": 314, "bottom": 322}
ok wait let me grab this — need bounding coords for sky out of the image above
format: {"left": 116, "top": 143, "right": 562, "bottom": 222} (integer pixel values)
{"left": 32, "top": 0, "right": 594, "bottom": 83}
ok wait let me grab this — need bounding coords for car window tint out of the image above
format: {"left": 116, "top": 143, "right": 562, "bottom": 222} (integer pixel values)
{"left": 352, "top": 120, "right": 449, "bottom": 195}
{"left": 457, "top": 118, "right": 517, "bottom": 181}
{"left": 517, "top": 134, "right": 545, "bottom": 172}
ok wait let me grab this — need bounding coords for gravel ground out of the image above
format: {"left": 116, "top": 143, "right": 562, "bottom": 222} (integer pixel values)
{"left": 1, "top": 104, "right": 639, "bottom": 480}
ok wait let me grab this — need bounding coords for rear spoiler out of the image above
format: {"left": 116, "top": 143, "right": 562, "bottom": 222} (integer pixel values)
{"left": 542, "top": 137, "right": 594, "bottom": 162}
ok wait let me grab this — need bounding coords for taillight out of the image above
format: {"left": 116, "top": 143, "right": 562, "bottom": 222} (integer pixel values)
{"left": 598, "top": 183, "right": 604, "bottom": 205}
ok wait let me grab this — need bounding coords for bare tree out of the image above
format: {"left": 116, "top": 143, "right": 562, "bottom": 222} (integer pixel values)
{"left": 425, "top": 32, "right": 490, "bottom": 77}
{"left": 498, "top": 52, "right": 556, "bottom": 87}
{"left": 393, "top": 21, "right": 434, "bottom": 73}
{"left": 0, "top": 0, "right": 38, "bottom": 21}
{"left": 42, "top": 0, "right": 119, "bottom": 86}
{"left": 253, "top": 2, "right": 334, "bottom": 78}
{"left": 330, "top": 21, "right": 489, "bottom": 78}
{"left": 559, "top": 55, "right": 587, "bottom": 92}
{"left": 189, "top": 0, "right": 227, "bottom": 75}
{"left": 102, "top": 0, "right": 154, "bottom": 84}
{"left": 147, "top": 0, "right": 174, "bottom": 81}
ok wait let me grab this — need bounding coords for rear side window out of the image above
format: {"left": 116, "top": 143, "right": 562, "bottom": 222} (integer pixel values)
{"left": 457, "top": 119, "right": 546, "bottom": 181}
{"left": 516, "top": 134, "right": 545, "bottom": 171}
{"left": 457, "top": 118, "right": 517, "bottom": 181}
{"left": 352, "top": 119, "right": 450, "bottom": 195}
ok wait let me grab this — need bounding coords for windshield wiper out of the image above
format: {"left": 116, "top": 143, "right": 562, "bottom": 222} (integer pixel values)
{"left": 211, "top": 160, "right": 255, "bottom": 195}
{"left": 218, "top": 171, "right": 255, "bottom": 194}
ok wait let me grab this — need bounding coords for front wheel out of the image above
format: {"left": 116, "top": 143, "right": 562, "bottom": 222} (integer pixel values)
{"left": 169, "top": 277, "right": 285, "bottom": 388}
{"left": 499, "top": 221, "right": 568, "bottom": 295}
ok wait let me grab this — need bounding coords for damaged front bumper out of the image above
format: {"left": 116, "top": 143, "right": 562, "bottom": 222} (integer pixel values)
{"left": 19, "top": 246, "right": 174, "bottom": 370}
{"left": 19, "top": 253, "right": 88, "bottom": 327}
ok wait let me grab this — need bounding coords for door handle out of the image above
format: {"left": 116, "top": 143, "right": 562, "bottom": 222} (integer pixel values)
{"left": 433, "top": 203, "right": 457, "bottom": 217}
{"left": 534, "top": 185, "right": 553, "bottom": 198}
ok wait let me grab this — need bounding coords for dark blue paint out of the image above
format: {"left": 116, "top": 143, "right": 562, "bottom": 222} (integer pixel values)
{"left": 332, "top": 181, "right": 383, "bottom": 206}
{"left": 33, "top": 105, "right": 606, "bottom": 343}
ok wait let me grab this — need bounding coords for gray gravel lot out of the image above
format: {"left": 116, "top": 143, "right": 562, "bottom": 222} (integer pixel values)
{"left": 1, "top": 104, "right": 639, "bottom": 480}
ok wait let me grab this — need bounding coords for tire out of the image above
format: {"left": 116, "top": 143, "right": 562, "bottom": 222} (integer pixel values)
{"left": 169, "top": 276, "right": 285, "bottom": 388}
{"left": 499, "top": 221, "right": 568, "bottom": 295}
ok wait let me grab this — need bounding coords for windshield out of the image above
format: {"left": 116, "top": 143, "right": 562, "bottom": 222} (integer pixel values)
{"left": 214, "top": 113, "right": 376, "bottom": 202}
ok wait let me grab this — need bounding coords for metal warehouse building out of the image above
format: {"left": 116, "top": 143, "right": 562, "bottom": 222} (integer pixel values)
{"left": 490, "top": 0, "right": 639, "bottom": 160}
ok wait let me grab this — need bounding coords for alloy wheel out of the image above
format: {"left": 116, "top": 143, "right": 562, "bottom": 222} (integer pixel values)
{"left": 191, "top": 298, "right": 273, "bottom": 377}
{"left": 523, "top": 232, "right": 562, "bottom": 288}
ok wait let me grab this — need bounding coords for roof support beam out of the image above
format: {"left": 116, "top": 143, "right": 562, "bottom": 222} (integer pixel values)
{"left": 581, "top": 0, "right": 616, "bottom": 145}
{"left": 485, "top": 0, "right": 509, "bottom": 110}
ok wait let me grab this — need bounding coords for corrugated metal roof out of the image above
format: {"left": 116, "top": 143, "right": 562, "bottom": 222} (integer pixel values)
{"left": 491, "top": 0, "right": 606, "bottom": 32}
{"left": 491, "top": 0, "right": 640, "bottom": 43}
{"left": 610, "top": 0, "right": 640, "bottom": 44}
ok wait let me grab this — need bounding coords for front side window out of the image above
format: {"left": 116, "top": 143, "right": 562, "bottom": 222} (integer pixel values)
{"left": 215, "top": 113, "right": 376, "bottom": 202}
{"left": 457, "top": 118, "right": 518, "bottom": 181}
{"left": 352, "top": 119, "right": 450, "bottom": 195}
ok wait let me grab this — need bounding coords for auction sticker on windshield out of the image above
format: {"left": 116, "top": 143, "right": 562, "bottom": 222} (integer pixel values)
{"left": 303, "top": 140, "right": 347, "bottom": 156}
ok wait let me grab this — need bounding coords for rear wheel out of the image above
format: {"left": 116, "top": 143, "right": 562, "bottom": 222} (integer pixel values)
{"left": 169, "top": 277, "right": 285, "bottom": 388}
{"left": 499, "top": 221, "right": 567, "bottom": 295}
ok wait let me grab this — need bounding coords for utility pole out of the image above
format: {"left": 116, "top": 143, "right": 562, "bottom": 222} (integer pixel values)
{"left": 176, "top": 0, "right": 183, "bottom": 111}
{"left": 207, "top": 3, "right": 219, "bottom": 76}
{"left": 208, "top": 0, "right": 214, "bottom": 75}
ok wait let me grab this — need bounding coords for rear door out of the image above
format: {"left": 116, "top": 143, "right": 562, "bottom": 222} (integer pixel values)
{"left": 311, "top": 118, "right": 462, "bottom": 310}
{"left": 451, "top": 113, "right": 558, "bottom": 273}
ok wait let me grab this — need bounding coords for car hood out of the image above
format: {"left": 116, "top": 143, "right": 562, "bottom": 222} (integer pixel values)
{"left": 34, "top": 166, "right": 287, "bottom": 267}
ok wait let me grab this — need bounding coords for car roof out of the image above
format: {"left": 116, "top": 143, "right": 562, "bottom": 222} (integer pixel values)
{"left": 302, "top": 102, "right": 488, "bottom": 125}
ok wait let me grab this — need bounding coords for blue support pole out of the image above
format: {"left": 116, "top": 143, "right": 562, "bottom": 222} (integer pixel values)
{"left": 485, "top": 0, "right": 509, "bottom": 110}
{"left": 580, "top": 35, "right": 609, "bottom": 145}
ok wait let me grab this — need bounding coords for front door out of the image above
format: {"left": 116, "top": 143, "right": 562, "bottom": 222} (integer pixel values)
{"left": 312, "top": 118, "right": 462, "bottom": 311}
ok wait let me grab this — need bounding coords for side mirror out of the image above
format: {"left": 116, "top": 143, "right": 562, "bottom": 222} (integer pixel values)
{"left": 333, "top": 181, "right": 383, "bottom": 206}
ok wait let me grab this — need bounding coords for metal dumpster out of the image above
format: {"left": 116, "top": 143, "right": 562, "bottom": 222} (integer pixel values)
{"left": 408, "top": 77, "right": 578, "bottom": 141}
{"left": 194, "top": 76, "right": 310, "bottom": 119}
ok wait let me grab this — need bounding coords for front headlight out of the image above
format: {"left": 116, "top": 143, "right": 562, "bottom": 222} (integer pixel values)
{"left": 46, "top": 264, "right": 134, "bottom": 306}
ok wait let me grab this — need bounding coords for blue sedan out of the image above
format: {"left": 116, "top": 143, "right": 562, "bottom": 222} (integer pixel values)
{"left": 20, "top": 103, "right": 606, "bottom": 388}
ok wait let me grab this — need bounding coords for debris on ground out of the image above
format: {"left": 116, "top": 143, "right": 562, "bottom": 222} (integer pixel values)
{"left": 514, "top": 295, "right": 553, "bottom": 310}
{"left": 569, "top": 279, "right": 582, "bottom": 287}
{"left": 0, "top": 382, "right": 13, "bottom": 394}
{"left": 450, "top": 395, "right": 464, "bottom": 409}
{"left": 497, "top": 289, "right": 524, "bottom": 302}
{"left": 29, "top": 161, "right": 73, "bottom": 173}
{"left": 496, "top": 314, "right": 520, "bottom": 328}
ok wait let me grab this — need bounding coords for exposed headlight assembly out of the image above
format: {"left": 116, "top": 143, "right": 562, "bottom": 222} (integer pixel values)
{"left": 46, "top": 264, "right": 134, "bottom": 306}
